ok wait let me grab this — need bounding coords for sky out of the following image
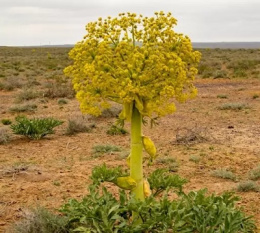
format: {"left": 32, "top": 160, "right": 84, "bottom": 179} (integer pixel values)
{"left": 1, "top": 0, "right": 260, "bottom": 46}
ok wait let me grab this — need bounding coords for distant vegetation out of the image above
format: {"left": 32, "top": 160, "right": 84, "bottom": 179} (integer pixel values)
{"left": 0, "top": 47, "right": 259, "bottom": 86}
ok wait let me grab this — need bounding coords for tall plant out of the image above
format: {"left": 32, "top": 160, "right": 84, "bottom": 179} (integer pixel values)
{"left": 64, "top": 11, "right": 201, "bottom": 201}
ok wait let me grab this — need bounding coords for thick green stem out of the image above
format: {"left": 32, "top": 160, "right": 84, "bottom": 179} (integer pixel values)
{"left": 130, "top": 105, "right": 144, "bottom": 201}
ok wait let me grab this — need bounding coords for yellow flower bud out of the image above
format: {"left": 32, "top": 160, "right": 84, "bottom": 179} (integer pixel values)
{"left": 143, "top": 179, "right": 152, "bottom": 197}
{"left": 142, "top": 136, "right": 156, "bottom": 159}
{"left": 115, "top": 176, "right": 137, "bottom": 190}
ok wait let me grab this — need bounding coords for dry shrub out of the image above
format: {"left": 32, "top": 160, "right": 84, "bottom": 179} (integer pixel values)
{"left": 173, "top": 125, "right": 209, "bottom": 145}
{"left": 65, "top": 117, "right": 94, "bottom": 135}
{"left": 0, "top": 127, "right": 10, "bottom": 144}
{"left": 9, "top": 207, "right": 68, "bottom": 233}
{"left": 43, "top": 82, "right": 74, "bottom": 99}
{"left": 0, "top": 76, "right": 23, "bottom": 91}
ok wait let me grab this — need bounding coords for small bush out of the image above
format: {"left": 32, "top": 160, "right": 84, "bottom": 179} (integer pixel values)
{"left": 156, "top": 156, "right": 177, "bottom": 164}
{"left": 15, "top": 89, "right": 39, "bottom": 103}
{"left": 218, "top": 102, "right": 249, "bottom": 111}
{"left": 156, "top": 157, "right": 179, "bottom": 171}
{"left": 10, "top": 207, "right": 69, "bottom": 233}
{"left": 0, "top": 76, "right": 22, "bottom": 91}
{"left": 217, "top": 94, "right": 228, "bottom": 99}
{"left": 248, "top": 165, "right": 260, "bottom": 180}
{"left": 0, "top": 127, "right": 10, "bottom": 144}
{"left": 106, "top": 125, "right": 128, "bottom": 135}
{"left": 10, "top": 116, "right": 63, "bottom": 140}
{"left": 189, "top": 155, "right": 201, "bottom": 163}
{"left": 9, "top": 103, "right": 38, "bottom": 113}
{"left": 174, "top": 126, "right": 208, "bottom": 145}
{"left": 1, "top": 119, "right": 12, "bottom": 125}
{"left": 237, "top": 180, "right": 260, "bottom": 192}
{"left": 100, "top": 106, "right": 121, "bottom": 118}
{"left": 92, "top": 144, "right": 121, "bottom": 157}
{"left": 65, "top": 118, "right": 92, "bottom": 135}
{"left": 57, "top": 98, "right": 68, "bottom": 105}
{"left": 211, "top": 168, "right": 237, "bottom": 181}
{"left": 213, "top": 70, "right": 227, "bottom": 79}
{"left": 43, "top": 82, "right": 74, "bottom": 99}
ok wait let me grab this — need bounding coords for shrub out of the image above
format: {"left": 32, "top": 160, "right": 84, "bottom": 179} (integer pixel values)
{"left": 10, "top": 207, "right": 69, "bottom": 233}
{"left": 0, "top": 76, "right": 22, "bottom": 91}
{"left": 189, "top": 155, "right": 201, "bottom": 163}
{"left": 1, "top": 119, "right": 12, "bottom": 125}
{"left": 65, "top": 118, "right": 93, "bottom": 135}
{"left": 218, "top": 102, "right": 250, "bottom": 111}
{"left": 211, "top": 168, "right": 237, "bottom": 181}
{"left": 9, "top": 103, "right": 38, "bottom": 113}
{"left": 10, "top": 116, "right": 63, "bottom": 140}
{"left": 217, "top": 94, "right": 228, "bottom": 99}
{"left": 43, "top": 82, "right": 74, "bottom": 99}
{"left": 92, "top": 144, "right": 121, "bottom": 157}
{"left": 213, "top": 70, "right": 228, "bottom": 79}
{"left": 57, "top": 98, "right": 68, "bottom": 105}
{"left": 0, "top": 127, "right": 10, "bottom": 144}
{"left": 15, "top": 89, "right": 40, "bottom": 103}
{"left": 248, "top": 165, "right": 260, "bottom": 181}
{"left": 237, "top": 181, "right": 260, "bottom": 192}
{"left": 106, "top": 125, "right": 128, "bottom": 135}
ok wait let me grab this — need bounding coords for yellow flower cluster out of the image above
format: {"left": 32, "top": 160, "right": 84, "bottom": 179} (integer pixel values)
{"left": 64, "top": 11, "right": 201, "bottom": 117}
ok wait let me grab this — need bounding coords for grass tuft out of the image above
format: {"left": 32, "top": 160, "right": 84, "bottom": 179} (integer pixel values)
{"left": 211, "top": 168, "right": 236, "bottom": 181}
{"left": 248, "top": 165, "right": 260, "bottom": 181}
{"left": 92, "top": 144, "right": 121, "bottom": 158}
{"left": 237, "top": 180, "right": 260, "bottom": 192}
{"left": 10, "top": 207, "right": 68, "bottom": 233}
{"left": 218, "top": 102, "right": 250, "bottom": 111}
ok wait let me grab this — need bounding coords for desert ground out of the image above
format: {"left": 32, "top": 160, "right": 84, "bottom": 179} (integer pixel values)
{"left": 0, "top": 47, "right": 260, "bottom": 232}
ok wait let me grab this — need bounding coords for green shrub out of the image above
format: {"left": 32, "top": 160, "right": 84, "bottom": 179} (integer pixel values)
{"left": 57, "top": 98, "right": 68, "bottom": 105}
{"left": 1, "top": 119, "right": 12, "bottom": 125}
{"left": 106, "top": 125, "right": 128, "bottom": 135}
{"left": 10, "top": 116, "right": 63, "bottom": 140}
{"left": 10, "top": 207, "right": 69, "bottom": 233}
{"left": 92, "top": 144, "right": 121, "bottom": 157}
{"left": 217, "top": 94, "right": 228, "bottom": 99}
{"left": 60, "top": 165, "right": 256, "bottom": 233}
{"left": 213, "top": 70, "right": 227, "bottom": 79}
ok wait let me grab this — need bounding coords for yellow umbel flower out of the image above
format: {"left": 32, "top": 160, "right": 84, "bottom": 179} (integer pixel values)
{"left": 64, "top": 12, "right": 201, "bottom": 119}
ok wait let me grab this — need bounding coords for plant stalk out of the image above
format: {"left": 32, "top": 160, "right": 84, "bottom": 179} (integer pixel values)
{"left": 130, "top": 104, "right": 144, "bottom": 201}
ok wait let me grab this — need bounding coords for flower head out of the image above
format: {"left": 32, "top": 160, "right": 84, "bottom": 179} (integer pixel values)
{"left": 64, "top": 12, "right": 201, "bottom": 118}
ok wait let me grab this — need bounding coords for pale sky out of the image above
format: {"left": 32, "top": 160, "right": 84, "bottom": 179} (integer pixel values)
{"left": 1, "top": 0, "right": 259, "bottom": 46}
